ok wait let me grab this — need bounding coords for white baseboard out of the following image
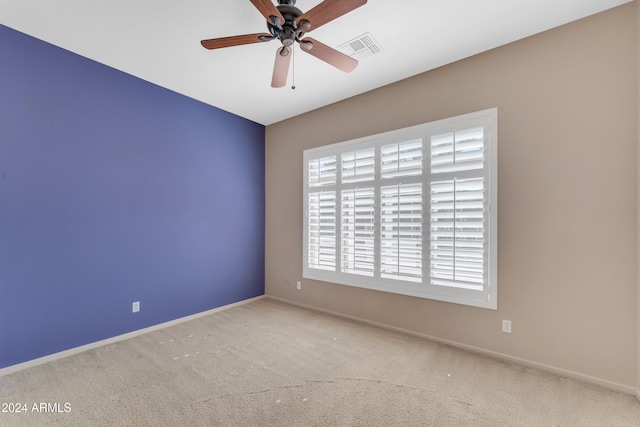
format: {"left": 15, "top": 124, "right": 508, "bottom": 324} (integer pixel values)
{"left": 266, "top": 295, "right": 636, "bottom": 396}
{"left": 0, "top": 295, "right": 265, "bottom": 377}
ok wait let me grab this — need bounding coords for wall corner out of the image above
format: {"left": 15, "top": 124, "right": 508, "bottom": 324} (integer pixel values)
{"left": 636, "top": 0, "right": 640, "bottom": 404}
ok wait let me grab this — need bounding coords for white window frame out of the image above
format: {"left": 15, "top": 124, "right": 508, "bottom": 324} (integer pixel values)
{"left": 303, "top": 108, "right": 497, "bottom": 309}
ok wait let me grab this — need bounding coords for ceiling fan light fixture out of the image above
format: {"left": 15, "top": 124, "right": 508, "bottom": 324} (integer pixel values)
{"left": 268, "top": 16, "right": 283, "bottom": 30}
{"left": 297, "top": 20, "right": 311, "bottom": 33}
{"left": 279, "top": 46, "right": 291, "bottom": 56}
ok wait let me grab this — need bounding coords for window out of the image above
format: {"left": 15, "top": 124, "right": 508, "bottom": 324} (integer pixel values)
{"left": 303, "top": 109, "right": 497, "bottom": 309}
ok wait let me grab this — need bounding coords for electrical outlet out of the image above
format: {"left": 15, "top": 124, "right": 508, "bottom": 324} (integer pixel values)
{"left": 132, "top": 301, "right": 140, "bottom": 313}
{"left": 502, "top": 319, "right": 512, "bottom": 333}
{"left": 296, "top": 281, "right": 301, "bottom": 290}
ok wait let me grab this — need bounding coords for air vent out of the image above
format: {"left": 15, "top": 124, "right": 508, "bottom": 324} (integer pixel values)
{"left": 338, "top": 32, "right": 382, "bottom": 60}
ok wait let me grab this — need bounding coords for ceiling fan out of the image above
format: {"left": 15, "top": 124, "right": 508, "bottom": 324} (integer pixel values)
{"left": 201, "top": 0, "right": 367, "bottom": 87}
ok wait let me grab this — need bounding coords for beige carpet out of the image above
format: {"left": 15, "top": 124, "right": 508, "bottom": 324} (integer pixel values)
{"left": 2, "top": 298, "right": 640, "bottom": 426}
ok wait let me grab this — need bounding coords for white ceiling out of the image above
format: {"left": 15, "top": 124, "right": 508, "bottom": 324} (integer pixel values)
{"left": 0, "top": 0, "right": 631, "bottom": 125}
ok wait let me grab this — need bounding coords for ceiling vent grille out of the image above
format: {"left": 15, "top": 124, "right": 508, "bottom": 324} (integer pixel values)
{"left": 338, "top": 33, "right": 382, "bottom": 60}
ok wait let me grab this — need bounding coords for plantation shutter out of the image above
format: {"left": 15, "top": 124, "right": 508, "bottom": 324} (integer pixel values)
{"left": 307, "top": 155, "right": 337, "bottom": 271}
{"left": 342, "top": 148, "right": 375, "bottom": 183}
{"left": 341, "top": 188, "right": 375, "bottom": 276}
{"left": 340, "top": 148, "right": 376, "bottom": 276}
{"left": 380, "top": 183, "right": 423, "bottom": 282}
{"left": 431, "top": 128, "right": 484, "bottom": 174}
{"left": 430, "top": 178, "right": 484, "bottom": 290}
{"left": 308, "top": 192, "right": 336, "bottom": 271}
{"left": 429, "top": 127, "right": 486, "bottom": 291}
{"left": 308, "top": 156, "right": 337, "bottom": 188}
{"left": 381, "top": 139, "right": 423, "bottom": 179}
{"left": 303, "top": 108, "right": 496, "bottom": 309}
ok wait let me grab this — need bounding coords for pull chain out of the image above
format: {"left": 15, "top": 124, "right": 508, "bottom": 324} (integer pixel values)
{"left": 291, "top": 43, "right": 296, "bottom": 90}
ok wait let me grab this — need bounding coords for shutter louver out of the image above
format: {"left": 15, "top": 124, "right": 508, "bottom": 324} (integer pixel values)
{"left": 309, "top": 156, "right": 337, "bottom": 187}
{"left": 381, "top": 139, "right": 423, "bottom": 179}
{"left": 341, "top": 188, "right": 375, "bottom": 276}
{"left": 431, "top": 127, "right": 484, "bottom": 174}
{"left": 342, "top": 148, "right": 375, "bottom": 184}
{"left": 381, "top": 184, "right": 423, "bottom": 282}
{"left": 308, "top": 191, "right": 336, "bottom": 271}
{"left": 430, "top": 178, "right": 484, "bottom": 290}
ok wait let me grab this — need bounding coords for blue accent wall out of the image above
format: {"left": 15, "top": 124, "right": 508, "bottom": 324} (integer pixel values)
{"left": 0, "top": 24, "right": 265, "bottom": 368}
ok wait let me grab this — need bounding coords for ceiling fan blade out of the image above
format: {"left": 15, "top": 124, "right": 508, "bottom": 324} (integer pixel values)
{"left": 297, "top": 0, "right": 367, "bottom": 32}
{"left": 201, "top": 33, "right": 273, "bottom": 50}
{"left": 271, "top": 46, "right": 291, "bottom": 88}
{"left": 299, "top": 37, "right": 358, "bottom": 73}
{"left": 250, "top": 0, "right": 286, "bottom": 27}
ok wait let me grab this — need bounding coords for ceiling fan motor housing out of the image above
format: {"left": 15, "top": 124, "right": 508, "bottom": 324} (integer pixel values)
{"left": 268, "top": 3, "right": 304, "bottom": 46}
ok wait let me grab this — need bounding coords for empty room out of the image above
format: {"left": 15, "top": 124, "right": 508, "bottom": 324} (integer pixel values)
{"left": 1, "top": 0, "right": 640, "bottom": 425}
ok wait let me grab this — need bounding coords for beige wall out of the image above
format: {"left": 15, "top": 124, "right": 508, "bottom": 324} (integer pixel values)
{"left": 266, "top": 3, "right": 638, "bottom": 392}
